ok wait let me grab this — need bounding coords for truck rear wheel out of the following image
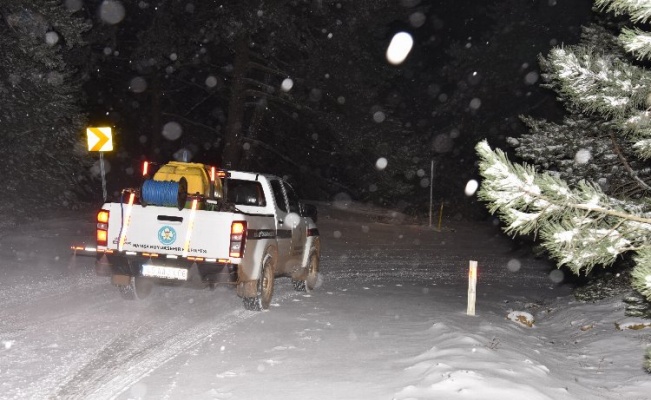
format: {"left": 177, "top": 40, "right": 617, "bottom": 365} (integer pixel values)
{"left": 293, "top": 252, "right": 319, "bottom": 292}
{"left": 118, "top": 277, "right": 153, "bottom": 300}
{"left": 243, "top": 255, "right": 274, "bottom": 311}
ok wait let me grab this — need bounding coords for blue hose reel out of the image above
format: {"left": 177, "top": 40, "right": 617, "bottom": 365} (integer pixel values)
{"left": 141, "top": 177, "right": 188, "bottom": 210}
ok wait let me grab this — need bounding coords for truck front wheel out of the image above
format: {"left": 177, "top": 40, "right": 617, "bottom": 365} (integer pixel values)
{"left": 243, "top": 255, "right": 274, "bottom": 311}
{"left": 293, "top": 252, "right": 319, "bottom": 292}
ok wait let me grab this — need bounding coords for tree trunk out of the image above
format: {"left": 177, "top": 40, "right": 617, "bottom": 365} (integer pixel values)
{"left": 150, "top": 74, "right": 162, "bottom": 161}
{"left": 222, "top": 34, "right": 250, "bottom": 169}
{"left": 241, "top": 84, "right": 270, "bottom": 170}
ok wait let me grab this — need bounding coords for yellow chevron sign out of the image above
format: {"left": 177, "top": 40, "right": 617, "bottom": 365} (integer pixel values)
{"left": 86, "top": 127, "right": 113, "bottom": 152}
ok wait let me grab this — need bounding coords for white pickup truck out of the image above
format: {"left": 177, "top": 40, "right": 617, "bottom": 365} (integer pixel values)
{"left": 92, "top": 161, "right": 320, "bottom": 311}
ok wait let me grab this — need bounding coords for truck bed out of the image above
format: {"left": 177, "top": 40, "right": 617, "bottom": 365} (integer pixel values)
{"left": 104, "top": 202, "right": 236, "bottom": 260}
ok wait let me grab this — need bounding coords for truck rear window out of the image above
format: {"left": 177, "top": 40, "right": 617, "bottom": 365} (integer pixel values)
{"left": 226, "top": 179, "right": 266, "bottom": 207}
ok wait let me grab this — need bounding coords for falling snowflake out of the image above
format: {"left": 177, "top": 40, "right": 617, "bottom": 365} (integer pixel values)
{"left": 129, "top": 77, "right": 147, "bottom": 93}
{"left": 162, "top": 121, "right": 183, "bottom": 141}
{"left": 469, "top": 98, "right": 482, "bottom": 110}
{"left": 386, "top": 32, "right": 413, "bottom": 65}
{"left": 99, "top": 0, "right": 126, "bottom": 25}
{"left": 375, "top": 158, "right": 388, "bottom": 170}
{"left": 205, "top": 75, "right": 218, "bottom": 88}
{"left": 575, "top": 149, "right": 591, "bottom": 164}
{"left": 465, "top": 180, "right": 479, "bottom": 196}
{"left": 45, "top": 31, "right": 59, "bottom": 46}
{"left": 507, "top": 259, "right": 521, "bottom": 272}
{"left": 281, "top": 78, "right": 293, "bottom": 92}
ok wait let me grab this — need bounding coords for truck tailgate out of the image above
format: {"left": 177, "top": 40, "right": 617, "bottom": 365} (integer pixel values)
{"left": 105, "top": 203, "right": 234, "bottom": 259}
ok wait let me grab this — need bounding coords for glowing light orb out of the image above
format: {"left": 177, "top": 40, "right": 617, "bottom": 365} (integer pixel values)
{"left": 386, "top": 32, "right": 413, "bottom": 65}
{"left": 465, "top": 179, "right": 479, "bottom": 196}
{"left": 376, "top": 157, "right": 388, "bottom": 171}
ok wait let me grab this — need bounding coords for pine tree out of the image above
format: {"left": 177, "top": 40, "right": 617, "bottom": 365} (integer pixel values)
{"left": 510, "top": 24, "right": 651, "bottom": 198}
{"left": 476, "top": 0, "right": 651, "bottom": 372}
{"left": 0, "top": 1, "right": 92, "bottom": 217}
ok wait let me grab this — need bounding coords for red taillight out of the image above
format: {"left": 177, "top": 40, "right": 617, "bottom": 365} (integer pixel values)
{"left": 97, "top": 210, "right": 109, "bottom": 224}
{"left": 230, "top": 221, "right": 247, "bottom": 258}
{"left": 97, "top": 230, "right": 108, "bottom": 245}
{"left": 231, "top": 222, "right": 245, "bottom": 235}
{"left": 96, "top": 210, "right": 109, "bottom": 246}
{"left": 142, "top": 161, "right": 149, "bottom": 177}
{"left": 210, "top": 166, "right": 216, "bottom": 182}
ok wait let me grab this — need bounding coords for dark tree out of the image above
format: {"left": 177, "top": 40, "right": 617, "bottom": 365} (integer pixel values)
{"left": 86, "top": 0, "right": 421, "bottom": 203}
{"left": 0, "top": 0, "right": 92, "bottom": 219}
{"left": 419, "top": 0, "right": 591, "bottom": 210}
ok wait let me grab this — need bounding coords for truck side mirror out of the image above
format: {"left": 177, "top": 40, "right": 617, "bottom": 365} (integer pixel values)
{"left": 301, "top": 203, "right": 318, "bottom": 223}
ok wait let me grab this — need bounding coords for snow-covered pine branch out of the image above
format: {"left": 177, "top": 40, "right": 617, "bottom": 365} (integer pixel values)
{"left": 624, "top": 110, "right": 651, "bottom": 159}
{"left": 536, "top": 26, "right": 651, "bottom": 159}
{"left": 633, "top": 138, "right": 651, "bottom": 158}
{"left": 543, "top": 47, "right": 651, "bottom": 118}
{"left": 619, "top": 27, "right": 651, "bottom": 60}
{"left": 595, "top": 0, "right": 651, "bottom": 24}
{"left": 476, "top": 140, "right": 651, "bottom": 278}
{"left": 633, "top": 247, "right": 651, "bottom": 300}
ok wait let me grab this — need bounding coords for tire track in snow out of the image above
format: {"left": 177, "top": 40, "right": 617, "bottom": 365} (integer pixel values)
{"left": 0, "top": 275, "right": 112, "bottom": 338}
{"left": 53, "top": 289, "right": 297, "bottom": 400}
{"left": 0, "top": 273, "right": 102, "bottom": 311}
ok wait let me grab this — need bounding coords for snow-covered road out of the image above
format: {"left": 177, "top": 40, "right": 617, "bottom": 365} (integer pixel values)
{"left": 0, "top": 205, "right": 650, "bottom": 399}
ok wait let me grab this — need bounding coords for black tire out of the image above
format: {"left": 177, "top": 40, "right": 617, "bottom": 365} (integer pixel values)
{"left": 292, "top": 279, "right": 306, "bottom": 292}
{"left": 118, "top": 277, "right": 153, "bottom": 300}
{"left": 242, "top": 296, "right": 261, "bottom": 311}
{"left": 293, "top": 252, "right": 319, "bottom": 292}
{"left": 243, "top": 255, "right": 274, "bottom": 311}
{"left": 118, "top": 284, "right": 135, "bottom": 300}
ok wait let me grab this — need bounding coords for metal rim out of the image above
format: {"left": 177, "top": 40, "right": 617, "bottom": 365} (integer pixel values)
{"left": 259, "top": 257, "right": 274, "bottom": 309}
{"left": 306, "top": 253, "right": 319, "bottom": 290}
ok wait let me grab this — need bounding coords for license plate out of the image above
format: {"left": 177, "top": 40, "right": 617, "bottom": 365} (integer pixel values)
{"left": 142, "top": 264, "right": 188, "bottom": 281}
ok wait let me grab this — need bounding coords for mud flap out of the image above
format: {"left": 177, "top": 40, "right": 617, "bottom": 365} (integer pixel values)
{"left": 187, "top": 263, "right": 204, "bottom": 288}
{"left": 237, "top": 280, "right": 258, "bottom": 298}
{"left": 291, "top": 267, "right": 308, "bottom": 281}
{"left": 95, "top": 254, "right": 112, "bottom": 277}
{"left": 111, "top": 274, "right": 131, "bottom": 286}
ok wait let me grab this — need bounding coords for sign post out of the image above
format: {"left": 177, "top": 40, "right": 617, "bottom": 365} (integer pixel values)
{"left": 99, "top": 153, "right": 107, "bottom": 202}
{"left": 429, "top": 158, "right": 434, "bottom": 227}
{"left": 86, "top": 127, "right": 114, "bottom": 202}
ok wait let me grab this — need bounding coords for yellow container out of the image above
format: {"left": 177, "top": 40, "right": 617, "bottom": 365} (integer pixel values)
{"left": 154, "top": 162, "right": 210, "bottom": 196}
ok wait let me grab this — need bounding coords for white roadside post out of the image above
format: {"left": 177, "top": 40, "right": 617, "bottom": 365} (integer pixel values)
{"left": 467, "top": 260, "right": 478, "bottom": 316}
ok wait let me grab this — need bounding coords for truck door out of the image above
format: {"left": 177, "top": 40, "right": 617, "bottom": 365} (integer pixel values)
{"left": 270, "top": 180, "right": 306, "bottom": 271}
{"left": 283, "top": 182, "right": 307, "bottom": 261}
{"left": 270, "top": 179, "right": 292, "bottom": 270}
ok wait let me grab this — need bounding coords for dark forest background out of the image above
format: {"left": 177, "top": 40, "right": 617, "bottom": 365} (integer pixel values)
{"left": 0, "top": 0, "right": 593, "bottom": 221}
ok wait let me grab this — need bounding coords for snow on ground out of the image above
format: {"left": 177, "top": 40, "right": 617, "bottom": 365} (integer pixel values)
{"left": 0, "top": 203, "right": 650, "bottom": 399}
